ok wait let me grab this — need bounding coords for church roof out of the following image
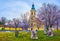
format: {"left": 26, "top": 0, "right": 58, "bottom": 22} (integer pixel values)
{"left": 31, "top": 3, "right": 35, "bottom": 10}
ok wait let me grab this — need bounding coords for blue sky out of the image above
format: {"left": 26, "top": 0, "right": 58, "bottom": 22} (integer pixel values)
{"left": 0, "top": 0, "right": 60, "bottom": 20}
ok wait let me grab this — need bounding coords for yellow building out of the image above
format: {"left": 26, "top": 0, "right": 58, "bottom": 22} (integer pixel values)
{"left": 0, "top": 25, "right": 22, "bottom": 31}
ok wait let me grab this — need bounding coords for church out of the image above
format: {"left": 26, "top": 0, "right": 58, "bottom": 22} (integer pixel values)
{"left": 28, "top": 3, "right": 44, "bottom": 30}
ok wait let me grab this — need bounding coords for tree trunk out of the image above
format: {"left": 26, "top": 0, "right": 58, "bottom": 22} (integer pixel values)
{"left": 57, "top": 20, "right": 58, "bottom": 31}
{"left": 31, "top": 29, "right": 38, "bottom": 39}
{"left": 44, "top": 26, "right": 47, "bottom": 34}
{"left": 15, "top": 27, "right": 19, "bottom": 37}
{"left": 44, "top": 25, "right": 48, "bottom": 34}
{"left": 2, "top": 25, "right": 5, "bottom": 31}
{"left": 48, "top": 25, "right": 53, "bottom": 36}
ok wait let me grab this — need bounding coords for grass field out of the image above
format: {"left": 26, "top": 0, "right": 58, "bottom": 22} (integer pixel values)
{"left": 0, "top": 31, "right": 60, "bottom": 41}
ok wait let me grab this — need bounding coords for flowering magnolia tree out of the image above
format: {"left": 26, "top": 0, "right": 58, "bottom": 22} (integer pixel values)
{"left": 21, "top": 13, "right": 29, "bottom": 30}
{"left": 37, "top": 3, "right": 60, "bottom": 36}
{"left": 13, "top": 18, "right": 20, "bottom": 37}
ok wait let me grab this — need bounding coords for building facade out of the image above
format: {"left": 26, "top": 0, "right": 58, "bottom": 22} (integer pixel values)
{"left": 29, "top": 4, "right": 38, "bottom": 30}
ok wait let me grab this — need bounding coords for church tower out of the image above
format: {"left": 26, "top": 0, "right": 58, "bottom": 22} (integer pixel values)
{"left": 29, "top": 3, "right": 37, "bottom": 30}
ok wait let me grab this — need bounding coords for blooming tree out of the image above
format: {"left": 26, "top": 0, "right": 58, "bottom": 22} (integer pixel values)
{"left": 37, "top": 3, "right": 60, "bottom": 36}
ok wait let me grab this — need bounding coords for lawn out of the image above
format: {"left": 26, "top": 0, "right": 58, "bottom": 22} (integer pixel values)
{"left": 0, "top": 31, "right": 60, "bottom": 41}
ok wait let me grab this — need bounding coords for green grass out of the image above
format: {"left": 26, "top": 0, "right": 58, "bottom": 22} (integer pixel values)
{"left": 0, "top": 31, "right": 60, "bottom": 41}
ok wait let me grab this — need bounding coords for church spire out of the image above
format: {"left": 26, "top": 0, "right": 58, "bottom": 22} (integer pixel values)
{"left": 31, "top": 3, "right": 35, "bottom": 10}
